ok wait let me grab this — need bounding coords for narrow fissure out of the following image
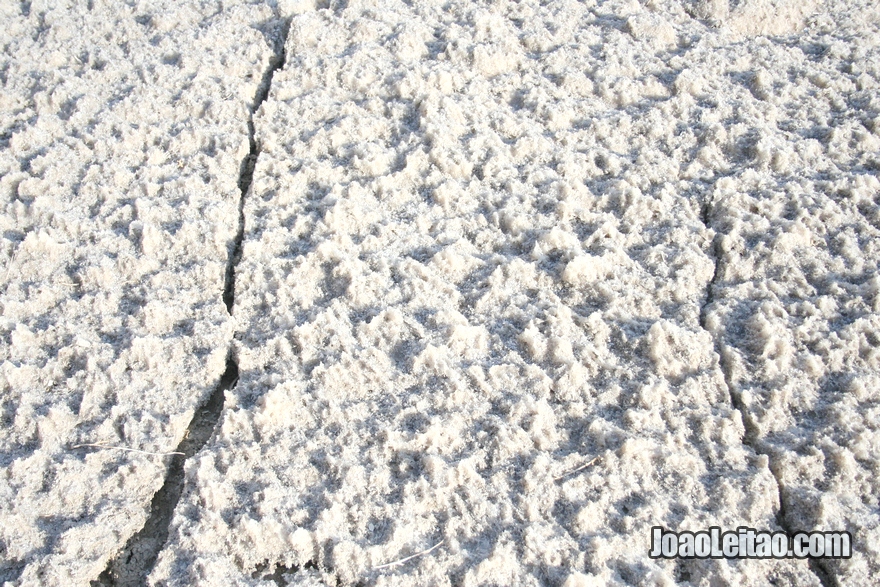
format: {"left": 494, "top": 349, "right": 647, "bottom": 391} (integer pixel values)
{"left": 92, "top": 361, "right": 238, "bottom": 587}
{"left": 93, "top": 18, "right": 291, "bottom": 587}
{"left": 698, "top": 200, "right": 835, "bottom": 587}
{"left": 224, "top": 17, "right": 291, "bottom": 313}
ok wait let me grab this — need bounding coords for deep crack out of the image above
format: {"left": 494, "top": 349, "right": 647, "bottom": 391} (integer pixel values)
{"left": 93, "top": 18, "right": 291, "bottom": 587}
{"left": 91, "top": 360, "right": 239, "bottom": 587}
{"left": 698, "top": 199, "right": 835, "bottom": 587}
{"left": 224, "top": 17, "right": 290, "bottom": 313}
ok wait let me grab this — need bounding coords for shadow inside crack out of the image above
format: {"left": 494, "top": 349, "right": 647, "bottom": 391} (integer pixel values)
{"left": 252, "top": 560, "right": 323, "bottom": 586}
{"left": 91, "top": 360, "right": 239, "bottom": 587}
{"left": 223, "top": 16, "right": 291, "bottom": 314}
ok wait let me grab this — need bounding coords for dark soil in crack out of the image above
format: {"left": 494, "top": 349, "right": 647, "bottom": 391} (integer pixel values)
{"left": 91, "top": 360, "right": 239, "bottom": 587}
{"left": 252, "top": 560, "right": 324, "bottom": 586}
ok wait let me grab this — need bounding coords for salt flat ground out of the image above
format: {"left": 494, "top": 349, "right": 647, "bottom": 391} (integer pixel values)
{"left": 1, "top": 0, "right": 878, "bottom": 586}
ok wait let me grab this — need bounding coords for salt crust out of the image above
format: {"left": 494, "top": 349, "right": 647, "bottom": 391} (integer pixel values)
{"left": 0, "top": 1, "right": 280, "bottom": 584}
{"left": 1, "top": 0, "right": 877, "bottom": 585}
{"left": 153, "top": 0, "right": 878, "bottom": 585}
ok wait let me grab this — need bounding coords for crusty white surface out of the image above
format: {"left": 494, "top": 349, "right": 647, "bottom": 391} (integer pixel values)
{"left": 151, "top": 0, "right": 878, "bottom": 585}
{"left": 0, "top": 1, "right": 280, "bottom": 584}
{"left": 2, "top": 0, "right": 878, "bottom": 585}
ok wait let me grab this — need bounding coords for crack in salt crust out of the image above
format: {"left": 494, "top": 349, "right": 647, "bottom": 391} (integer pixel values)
{"left": 152, "top": 0, "right": 880, "bottom": 585}
{"left": 1, "top": 0, "right": 878, "bottom": 585}
{"left": 0, "top": 2, "right": 282, "bottom": 585}
{"left": 698, "top": 199, "right": 831, "bottom": 587}
{"left": 97, "top": 14, "right": 292, "bottom": 587}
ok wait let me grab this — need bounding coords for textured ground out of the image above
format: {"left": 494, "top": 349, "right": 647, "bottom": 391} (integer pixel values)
{"left": 1, "top": 0, "right": 878, "bottom": 586}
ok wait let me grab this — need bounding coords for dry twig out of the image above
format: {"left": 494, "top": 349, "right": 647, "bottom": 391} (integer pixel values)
{"left": 374, "top": 541, "right": 444, "bottom": 571}
{"left": 553, "top": 456, "right": 600, "bottom": 481}
{"left": 71, "top": 442, "right": 183, "bottom": 457}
